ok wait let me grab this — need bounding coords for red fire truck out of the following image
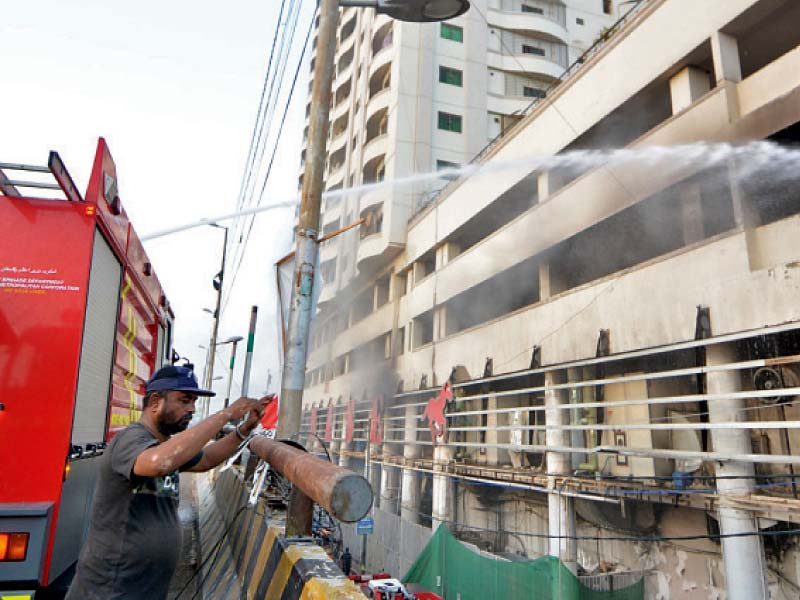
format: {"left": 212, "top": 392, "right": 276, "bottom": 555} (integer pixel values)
{"left": 0, "top": 139, "right": 175, "bottom": 597}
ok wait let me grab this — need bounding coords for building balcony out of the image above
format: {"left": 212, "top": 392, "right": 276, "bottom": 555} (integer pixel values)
{"left": 369, "top": 46, "right": 394, "bottom": 80}
{"left": 367, "top": 87, "right": 392, "bottom": 118}
{"left": 487, "top": 93, "right": 532, "bottom": 115}
{"left": 327, "top": 161, "right": 345, "bottom": 184}
{"left": 318, "top": 278, "right": 337, "bottom": 307}
{"left": 485, "top": 8, "right": 569, "bottom": 45}
{"left": 362, "top": 133, "right": 388, "bottom": 167}
{"left": 359, "top": 186, "right": 387, "bottom": 213}
{"left": 331, "top": 98, "right": 350, "bottom": 120}
{"left": 356, "top": 229, "right": 403, "bottom": 276}
{"left": 334, "top": 59, "right": 354, "bottom": 90}
{"left": 487, "top": 50, "right": 564, "bottom": 80}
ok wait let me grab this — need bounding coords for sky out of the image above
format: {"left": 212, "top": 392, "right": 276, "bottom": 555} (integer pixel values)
{"left": 1, "top": 0, "right": 315, "bottom": 412}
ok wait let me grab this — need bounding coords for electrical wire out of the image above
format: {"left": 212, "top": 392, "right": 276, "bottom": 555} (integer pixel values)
{"left": 224, "top": 0, "right": 304, "bottom": 303}
{"left": 221, "top": 6, "right": 316, "bottom": 315}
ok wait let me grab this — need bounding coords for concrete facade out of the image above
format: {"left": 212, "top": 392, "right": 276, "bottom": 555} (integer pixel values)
{"left": 301, "top": 0, "right": 800, "bottom": 597}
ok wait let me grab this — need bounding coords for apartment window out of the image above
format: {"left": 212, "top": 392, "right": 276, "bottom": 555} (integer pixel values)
{"left": 438, "top": 66, "right": 463, "bottom": 87}
{"left": 437, "top": 111, "right": 462, "bottom": 133}
{"left": 522, "top": 45, "right": 545, "bottom": 56}
{"left": 440, "top": 23, "right": 463, "bottom": 43}
{"left": 436, "top": 160, "right": 460, "bottom": 180}
{"left": 521, "top": 4, "right": 543, "bottom": 14}
{"left": 603, "top": 0, "right": 612, "bottom": 15}
{"left": 523, "top": 86, "right": 546, "bottom": 98}
{"left": 576, "top": 17, "right": 584, "bottom": 25}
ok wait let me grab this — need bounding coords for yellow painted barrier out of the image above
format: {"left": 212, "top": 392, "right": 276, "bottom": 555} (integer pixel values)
{"left": 197, "top": 469, "right": 364, "bottom": 600}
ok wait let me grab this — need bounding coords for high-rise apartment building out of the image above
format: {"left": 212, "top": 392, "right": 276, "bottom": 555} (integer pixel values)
{"left": 300, "top": 0, "right": 619, "bottom": 312}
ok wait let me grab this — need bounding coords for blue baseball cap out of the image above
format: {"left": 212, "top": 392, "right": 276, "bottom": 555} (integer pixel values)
{"left": 145, "top": 365, "right": 216, "bottom": 397}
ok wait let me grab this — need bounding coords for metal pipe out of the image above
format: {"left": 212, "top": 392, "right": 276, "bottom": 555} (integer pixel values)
{"left": 249, "top": 437, "right": 372, "bottom": 523}
{"left": 277, "top": 0, "right": 340, "bottom": 439}
{"left": 240, "top": 306, "right": 258, "bottom": 396}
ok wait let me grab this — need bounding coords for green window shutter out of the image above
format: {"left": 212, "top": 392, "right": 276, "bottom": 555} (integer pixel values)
{"left": 440, "top": 23, "right": 463, "bottom": 43}
{"left": 439, "top": 66, "right": 463, "bottom": 86}
{"left": 437, "top": 112, "right": 463, "bottom": 133}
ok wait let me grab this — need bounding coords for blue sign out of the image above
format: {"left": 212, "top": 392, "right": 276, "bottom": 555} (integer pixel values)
{"left": 356, "top": 517, "right": 374, "bottom": 535}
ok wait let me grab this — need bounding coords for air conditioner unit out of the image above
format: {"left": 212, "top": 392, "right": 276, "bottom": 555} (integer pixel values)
{"left": 753, "top": 365, "right": 800, "bottom": 404}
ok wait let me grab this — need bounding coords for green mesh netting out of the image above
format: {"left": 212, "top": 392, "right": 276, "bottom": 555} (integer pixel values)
{"left": 403, "top": 525, "right": 643, "bottom": 600}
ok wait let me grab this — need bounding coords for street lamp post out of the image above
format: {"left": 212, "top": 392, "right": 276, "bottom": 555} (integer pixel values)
{"left": 224, "top": 336, "right": 243, "bottom": 408}
{"left": 277, "top": 0, "right": 471, "bottom": 440}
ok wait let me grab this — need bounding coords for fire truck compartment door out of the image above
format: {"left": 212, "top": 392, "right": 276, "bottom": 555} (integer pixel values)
{"left": 71, "top": 229, "right": 121, "bottom": 447}
{"left": 0, "top": 503, "right": 53, "bottom": 587}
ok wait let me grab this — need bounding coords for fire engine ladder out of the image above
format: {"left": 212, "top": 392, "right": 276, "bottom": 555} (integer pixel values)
{"left": 0, "top": 151, "right": 83, "bottom": 202}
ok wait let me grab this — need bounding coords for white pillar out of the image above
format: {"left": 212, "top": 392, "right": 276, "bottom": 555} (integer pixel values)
{"left": 338, "top": 441, "right": 351, "bottom": 468}
{"left": 545, "top": 370, "right": 577, "bottom": 573}
{"left": 401, "top": 406, "right": 421, "bottom": 523}
{"left": 706, "top": 343, "right": 768, "bottom": 599}
{"left": 680, "top": 185, "right": 705, "bottom": 245}
{"left": 711, "top": 31, "right": 742, "bottom": 85}
{"left": 669, "top": 66, "right": 711, "bottom": 114}
{"left": 380, "top": 462, "right": 400, "bottom": 515}
{"left": 432, "top": 445, "right": 454, "bottom": 528}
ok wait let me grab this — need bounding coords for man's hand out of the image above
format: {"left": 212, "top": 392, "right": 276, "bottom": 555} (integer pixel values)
{"left": 227, "top": 396, "right": 264, "bottom": 421}
{"left": 239, "top": 394, "right": 276, "bottom": 435}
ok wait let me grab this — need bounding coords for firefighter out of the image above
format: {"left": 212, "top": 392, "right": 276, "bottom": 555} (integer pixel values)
{"left": 65, "top": 365, "right": 272, "bottom": 600}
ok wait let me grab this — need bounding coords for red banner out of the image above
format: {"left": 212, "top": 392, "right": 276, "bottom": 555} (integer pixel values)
{"left": 422, "top": 382, "right": 452, "bottom": 446}
{"left": 369, "top": 394, "right": 385, "bottom": 444}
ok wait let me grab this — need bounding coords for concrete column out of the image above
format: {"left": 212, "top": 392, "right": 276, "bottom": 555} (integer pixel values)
{"left": 706, "top": 343, "right": 768, "bottom": 599}
{"left": 567, "top": 368, "right": 585, "bottom": 470}
{"left": 484, "top": 395, "right": 500, "bottom": 465}
{"left": 545, "top": 369, "right": 577, "bottom": 573}
{"left": 669, "top": 66, "right": 711, "bottom": 114}
{"left": 711, "top": 32, "right": 742, "bottom": 85}
{"left": 539, "top": 258, "right": 567, "bottom": 300}
{"left": 432, "top": 445, "right": 454, "bottom": 528}
{"left": 435, "top": 241, "right": 461, "bottom": 269}
{"left": 329, "top": 439, "right": 341, "bottom": 463}
{"left": 680, "top": 184, "right": 705, "bottom": 245}
{"left": 537, "top": 171, "right": 551, "bottom": 201}
{"left": 401, "top": 405, "right": 421, "bottom": 523}
{"left": 338, "top": 441, "right": 351, "bottom": 468}
{"left": 380, "top": 462, "right": 400, "bottom": 515}
{"left": 433, "top": 305, "right": 456, "bottom": 340}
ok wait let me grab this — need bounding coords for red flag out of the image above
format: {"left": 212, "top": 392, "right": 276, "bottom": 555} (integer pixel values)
{"left": 260, "top": 395, "right": 279, "bottom": 430}
{"left": 422, "top": 382, "right": 452, "bottom": 446}
{"left": 369, "top": 394, "right": 384, "bottom": 444}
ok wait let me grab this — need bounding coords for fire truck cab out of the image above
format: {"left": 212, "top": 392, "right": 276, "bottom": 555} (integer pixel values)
{"left": 0, "top": 139, "right": 174, "bottom": 597}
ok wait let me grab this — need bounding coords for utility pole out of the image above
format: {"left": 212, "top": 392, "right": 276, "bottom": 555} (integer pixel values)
{"left": 205, "top": 224, "right": 228, "bottom": 393}
{"left": 241, "top": 306, "right": 258, "bottom": 397}
{"left": 277, "top": 0, "right": 340, "bottom": 438}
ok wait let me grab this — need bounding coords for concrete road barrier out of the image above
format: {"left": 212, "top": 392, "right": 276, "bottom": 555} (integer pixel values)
{"left": 196, "top": 468, "right": 364, "bottom": 599}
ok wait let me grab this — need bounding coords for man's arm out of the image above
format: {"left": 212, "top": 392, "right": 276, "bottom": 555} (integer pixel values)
{"left": 133, "top": 397, "right": 262, "bottom": 477}
{"left": 184, "top": 396, "right": 274, "bottom": 472}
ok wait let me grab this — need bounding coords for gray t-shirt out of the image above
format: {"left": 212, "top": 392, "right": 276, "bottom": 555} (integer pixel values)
{"left": 66, "top": 423, "right": 202, "bottom": 600}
